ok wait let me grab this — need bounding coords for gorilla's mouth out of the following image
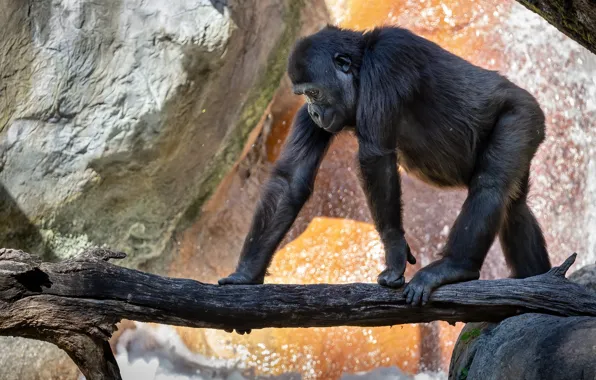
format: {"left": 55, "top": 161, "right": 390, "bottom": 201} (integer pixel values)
{"left": 322, "top": 114, "right": 343, "bottom": 133}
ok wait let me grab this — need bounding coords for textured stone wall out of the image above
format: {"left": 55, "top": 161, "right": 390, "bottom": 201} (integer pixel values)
{"left": 0, "top": 0, "right": 305, "bottom": 266}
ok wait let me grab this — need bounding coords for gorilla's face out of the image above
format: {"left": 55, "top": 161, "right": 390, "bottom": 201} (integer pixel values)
{"left": 288, "top": 32, "right": 360, "bottom": 133}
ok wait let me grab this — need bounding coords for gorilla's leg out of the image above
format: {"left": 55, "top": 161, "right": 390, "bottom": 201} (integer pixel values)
{"left": 499, "top": 172, "right": 551, "bottom": 278}
{"left": 404, "top": 108, "right": 545, "bottom": 305}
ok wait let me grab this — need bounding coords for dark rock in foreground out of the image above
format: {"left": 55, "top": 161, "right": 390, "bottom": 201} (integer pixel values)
{"left": 449, "top": 264, "right": 596, "bottom": 380}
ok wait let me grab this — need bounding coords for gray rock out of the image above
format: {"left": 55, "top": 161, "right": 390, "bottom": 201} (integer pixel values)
{"left": 569, "top": 264, "right": 596, "bottom": 294}
{"left": 449, "top": 264, "right": 596, "bottom": 380}
{"left": 0, "top": 0, "right": 309, "bottom": 267}
{"left": 450, "top": 316, "right": 596, "bottom": 380}
{"left": 0, "top": 336, "right": 79, "bottom": 380}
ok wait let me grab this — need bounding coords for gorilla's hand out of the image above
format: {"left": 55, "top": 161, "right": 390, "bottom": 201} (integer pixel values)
{"left": 218, "top": 271, "right": 264, "bottom": 286}
{"left": 218, "top": 271, "right": 264, "bottom": 335}
{"left": 377, "top": 238, "right": 416, "bottom": 288}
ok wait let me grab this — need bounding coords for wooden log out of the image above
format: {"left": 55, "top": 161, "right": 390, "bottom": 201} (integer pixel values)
{"left": 1, "top": 248, "right": 595, "bottom": 379}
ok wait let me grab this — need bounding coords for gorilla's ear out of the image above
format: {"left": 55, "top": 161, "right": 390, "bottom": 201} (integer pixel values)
{"left": 334, "top": 53, "right": 351, "bottom": 73}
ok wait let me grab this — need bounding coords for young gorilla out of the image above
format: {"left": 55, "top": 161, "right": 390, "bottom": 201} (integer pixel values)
{"left": 219, "top": 25, "right": 551, "bottom": 307}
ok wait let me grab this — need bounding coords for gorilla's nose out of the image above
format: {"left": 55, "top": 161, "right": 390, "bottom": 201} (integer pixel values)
{"left": 307, "top": 104, "right": 324, "bottom": 126}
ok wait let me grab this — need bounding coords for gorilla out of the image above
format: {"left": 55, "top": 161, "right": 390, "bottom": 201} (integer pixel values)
{"left": 219, "top": 25, "right": 551, "bottom": 308}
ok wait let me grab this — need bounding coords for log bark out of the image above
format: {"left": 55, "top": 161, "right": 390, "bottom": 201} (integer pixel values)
{"left": 1, "top": 248, "right": 595, "bottom": 379}
{"left": 515, "top": 0, "right": 596, "bottom": 54}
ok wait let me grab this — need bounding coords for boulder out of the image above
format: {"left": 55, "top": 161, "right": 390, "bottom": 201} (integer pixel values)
{"left": 0, "top": 0, "right": 317, "bottom": 267}
{"left": 568, "top": 263, "right": 596, "bottom": 294}
{"left": 449, "top": 264, "right": 596, "bottom": 380}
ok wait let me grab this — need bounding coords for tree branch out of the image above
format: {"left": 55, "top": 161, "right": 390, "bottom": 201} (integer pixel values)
{"left": 1, "top": 248, "right": 595, "bottom": 379}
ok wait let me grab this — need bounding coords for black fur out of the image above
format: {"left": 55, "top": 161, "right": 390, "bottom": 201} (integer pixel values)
{"left": 220, "top": 25, "right": 551, "bottom": 308}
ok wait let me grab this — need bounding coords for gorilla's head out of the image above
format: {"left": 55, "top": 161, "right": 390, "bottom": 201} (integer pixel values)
{"left": 287, "top": 26, "right": 364, "bottom": 133}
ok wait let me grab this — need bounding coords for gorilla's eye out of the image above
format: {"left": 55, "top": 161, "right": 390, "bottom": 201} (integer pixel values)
{"left": 306, "top": 89, "right": 319, "bottom": 99}
{"left": 334, "top": 53, "right": 352, "bottom": 73}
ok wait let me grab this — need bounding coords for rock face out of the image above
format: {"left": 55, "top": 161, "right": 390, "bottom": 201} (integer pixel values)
{"left": 450, "top": 316, "right": 596, "bottom": 380}
{"left": 0, "top": 0, "right": 309, "bottom": 266}
{"left": 568, "top": 264, "right": 596, "bottom": 294}
{"left": 449, "top": 265, "right": 596, "bottom": 380}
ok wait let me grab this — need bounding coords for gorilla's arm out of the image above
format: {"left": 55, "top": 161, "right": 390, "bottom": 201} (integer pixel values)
{"left": 219, "top": 105, "right": 333, "bottom": 285}
{"left": 358, "top": 149, "right": 416, "bottom": 288}
{"left": 355, "top": 34, "right": 421, "bottom": 288}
